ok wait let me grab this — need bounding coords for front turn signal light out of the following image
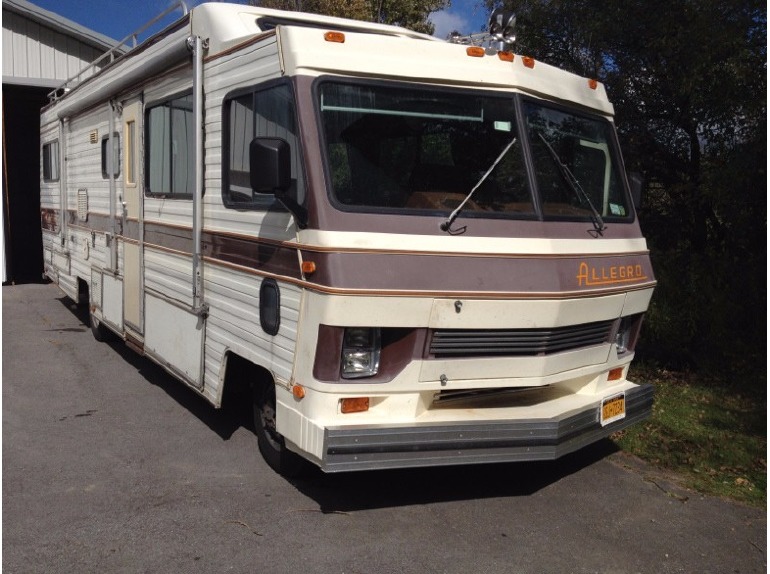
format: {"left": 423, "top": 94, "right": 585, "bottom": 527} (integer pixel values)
{"left": 608, "top": 367, "right": 624, "bottom": 381}
{"left": 341, "top": 397, "right": 370, "bottom": 414}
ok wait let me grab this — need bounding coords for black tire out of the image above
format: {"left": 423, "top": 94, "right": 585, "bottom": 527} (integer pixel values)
{"left": 89, "top": 307, "right": 113, "bottom": 342}
{"left": 253, "top": 382, "right": 308, "bottom": 478}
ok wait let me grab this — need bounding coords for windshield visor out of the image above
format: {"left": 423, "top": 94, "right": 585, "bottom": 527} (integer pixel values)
{"left": 524, "top": 101, "right": 632, "bottom": 221}
{"left": 318, "top": 82, "right": 534, "bottom": 218}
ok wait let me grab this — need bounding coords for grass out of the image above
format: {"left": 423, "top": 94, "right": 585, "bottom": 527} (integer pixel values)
{"left": 611, "top": 363, "right": 766, "bottom": 507}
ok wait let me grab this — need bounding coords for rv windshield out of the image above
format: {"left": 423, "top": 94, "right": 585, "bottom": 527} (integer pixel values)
{"left": 524, "top": 101, "right": 631, "bottom": 222}
{"left": 318, "top": 82, "right": 534, "bottom": 218}
{"left": 317, "top": 81, "right": 631, "bottom": 224}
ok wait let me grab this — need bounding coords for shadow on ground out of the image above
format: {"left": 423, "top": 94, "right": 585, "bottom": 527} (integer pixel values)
{"left": 58, "top": 294, "right": 619, "bottom": 511}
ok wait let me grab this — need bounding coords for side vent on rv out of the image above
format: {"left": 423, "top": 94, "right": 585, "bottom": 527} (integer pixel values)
{"left": 77, "top": 188, "right": 88, "bottom": 221}
{"left": 260, "top": 278, "right": 281, "bottom": 336}
{"left": 89, "top": 130, "right": 99, "bottom": 144}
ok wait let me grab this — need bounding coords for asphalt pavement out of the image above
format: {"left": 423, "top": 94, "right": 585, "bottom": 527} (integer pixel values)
{"left": 2, "top": 282, "right": 766, "bottom": 573}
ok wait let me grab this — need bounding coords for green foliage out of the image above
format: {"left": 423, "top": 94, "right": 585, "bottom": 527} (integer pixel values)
{"left": 614, "top": 365, "right": 766, "bottom": 507}
{"left": 251, "top": 0, "right": 449, "bottom": 34}
{"left": 488, "top": 0, "right": 767, "bottom": 374}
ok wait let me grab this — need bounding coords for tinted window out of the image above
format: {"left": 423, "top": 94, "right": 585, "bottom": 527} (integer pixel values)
{"left": 146, "top": 94, "right": 194, "bottom": 197}
{"left": 224, "top": 83, "right": 305, "bottom": 209}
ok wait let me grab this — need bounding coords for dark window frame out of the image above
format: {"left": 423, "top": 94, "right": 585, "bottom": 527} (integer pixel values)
{"left": 42, "top": 139, "right": 60, "bottom": 182}
{"left": 222, "top": 78, "right": 306, "bottom": 211}
{"left": 101, "top": 133, "right": 121, "bottom": 179}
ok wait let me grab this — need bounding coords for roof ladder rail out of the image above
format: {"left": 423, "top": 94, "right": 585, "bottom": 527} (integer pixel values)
{"left": 47, "top": 1, "right": 189, "bottom": 103}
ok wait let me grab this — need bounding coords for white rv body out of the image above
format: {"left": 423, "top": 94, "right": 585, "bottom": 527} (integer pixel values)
{"left": 41, "top": 4, "right": 655, "bottom": 473}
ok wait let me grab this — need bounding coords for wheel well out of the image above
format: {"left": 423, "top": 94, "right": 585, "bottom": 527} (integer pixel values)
{"left": 77, "top": 277, "right": 89, "bottom": 307}
{"left": 220, "top": 352, "right": 273, "bottom": 409}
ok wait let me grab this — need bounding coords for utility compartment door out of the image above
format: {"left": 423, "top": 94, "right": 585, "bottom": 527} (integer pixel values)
{"left": 122, "top": 98, "right": 144, "bottom": 334}
{"left": 144, "top": 293, "right": 203, "bottom": 385}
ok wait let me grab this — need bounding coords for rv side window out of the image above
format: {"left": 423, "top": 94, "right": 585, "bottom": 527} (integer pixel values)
{"left": 101, "top": 134, "right": 120, "bottom": 179}
{"left": 145, "top": 93, "right": 194, "bottom": 198}
{"left": 223, "top": 82, "right": 305, "bottom": 209}
{"left": 42, "top": 140, "right": 59, "bottom": 182}
{"left": 125, "top": 120, "right": 136, "bottom": 185}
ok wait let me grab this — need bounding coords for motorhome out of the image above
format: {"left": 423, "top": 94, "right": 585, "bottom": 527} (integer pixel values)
{"left": 40, "top": 3, "right": 655, "bottom": 475}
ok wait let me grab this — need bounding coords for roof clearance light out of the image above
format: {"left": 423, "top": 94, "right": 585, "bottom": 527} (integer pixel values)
{"left": 588, "top": 79, "right": 598, "bottom": 90}
{"left": 522, "top": 56, "right": 535, "bottom": 68}
{"left": 498, "top": 51, "right": 514, "bottom": 62}
{"left": 324, "top": 31, "right": 345, "bottom": 43}
{"left": 466, "top": 46, "right": 485, "bottom": 57}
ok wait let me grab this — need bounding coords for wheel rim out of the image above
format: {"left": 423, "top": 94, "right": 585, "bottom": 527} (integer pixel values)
{"left": 258, "top": 391, "right": 283, "bottom": 451}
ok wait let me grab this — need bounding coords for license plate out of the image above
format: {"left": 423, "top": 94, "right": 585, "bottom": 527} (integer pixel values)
{"left": 600, "top": 393, "right": 626, "bottom": 426}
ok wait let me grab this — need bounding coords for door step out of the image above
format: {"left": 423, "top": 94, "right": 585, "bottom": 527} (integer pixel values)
{"left": 124, "top": 329, "right": 144, "bottom": 355}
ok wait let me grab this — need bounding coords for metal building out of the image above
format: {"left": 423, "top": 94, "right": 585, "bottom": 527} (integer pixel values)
{"left": 2, "top": 0, "right": 118, "bottom": 283}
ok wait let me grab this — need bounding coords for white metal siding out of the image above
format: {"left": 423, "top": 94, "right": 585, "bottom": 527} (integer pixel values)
{"left": 201, "top": 36, "right": 301, "bottom": 403}
{"left": 66, "top": 108, "right": 117, "bottom": 215}
{"left": 2, "top": 8, "right": 105, "bottom": 84}
{"left": 203, "top": 36, "right": 289, "bottom": 239}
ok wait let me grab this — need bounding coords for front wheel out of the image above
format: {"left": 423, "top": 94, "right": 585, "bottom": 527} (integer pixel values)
{"left": 253, "top": 382, "right": 308, "bottom": 478}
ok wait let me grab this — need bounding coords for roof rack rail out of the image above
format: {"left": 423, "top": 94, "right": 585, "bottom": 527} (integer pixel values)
{"left": 47, "top": 1, "right": 189, "bottom": 103}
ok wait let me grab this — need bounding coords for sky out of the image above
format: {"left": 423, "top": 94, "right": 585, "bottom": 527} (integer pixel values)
{"left": 29, "top": 0, "right": 490, "bottom": 43}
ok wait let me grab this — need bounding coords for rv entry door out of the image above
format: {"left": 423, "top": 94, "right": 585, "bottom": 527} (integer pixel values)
{"left": 121, "top": 98, "right": 144, "bottom": 338}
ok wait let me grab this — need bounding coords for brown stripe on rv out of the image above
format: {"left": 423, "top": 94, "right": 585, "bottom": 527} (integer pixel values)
{"left": 51, "top": 212, "right": 653, "bottom": 295}
{"left": 203, "top": 232, "right": 301, "bottom": 279}
{"left": 300, "top": 250, "right": 655, "bottom": 295}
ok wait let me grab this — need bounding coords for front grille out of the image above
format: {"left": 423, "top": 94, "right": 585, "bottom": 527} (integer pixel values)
{"left": 429, "top": 320, "right": 614, "bottom": 358}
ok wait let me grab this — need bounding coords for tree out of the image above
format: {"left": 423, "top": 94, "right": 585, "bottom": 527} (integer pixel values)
{"left": 250, "top": 0, "right": 449, "bottom": 35}
{"left": 486, "top": 0, "right": 767, "bottom": 371}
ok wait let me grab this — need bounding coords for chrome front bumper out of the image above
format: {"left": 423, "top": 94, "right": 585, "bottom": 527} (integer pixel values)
{"left": 320, "top": 383, "right": 653, "bottom": 472}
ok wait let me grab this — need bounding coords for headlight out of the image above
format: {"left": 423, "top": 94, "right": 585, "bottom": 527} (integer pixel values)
{"left": 615, "top": 315, "right": 642, "bottom": 355}
{"left": 341, "top": 327, "right": 381, "bottom": 378}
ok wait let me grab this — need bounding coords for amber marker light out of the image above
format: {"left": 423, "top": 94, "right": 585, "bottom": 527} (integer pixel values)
{"left": 301, "top": 261, "right": 317, "bottom": 275}
{"left": 466, "top": 46, "right": 485, "bottom": 58}
{"left": 608, "top": 367, "right": 624, "bottom": 381}
{"left": 498, "top": 51, "right": 514, "bottom": 62}
{"left": 292, "top": 384, "right": 306, "bottom": 399}
{"left": 588, "top": 78, "right": 598, "bottom": 90}
{"left": 324, "top": 31, "right": 345, "bottom": 43}
{"left": 522, "top": 56, "right": 535, "bottom": 68}
{"left": 341, "top": 397, "right": 370, "bottom": 414}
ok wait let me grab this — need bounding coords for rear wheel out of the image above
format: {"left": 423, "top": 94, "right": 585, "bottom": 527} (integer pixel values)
{"left": 89, "top": 306, "right": 113, "bottom": 342}
{"left": 253, "top": 382, "right": 308, "bottom": 478}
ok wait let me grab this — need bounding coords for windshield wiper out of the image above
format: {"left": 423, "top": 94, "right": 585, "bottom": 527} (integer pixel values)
{"left": 440, "top": 137, "right": 517, "bottom": 232}
{"left": 537, "top": 133, "right": 606, "bottom": 236}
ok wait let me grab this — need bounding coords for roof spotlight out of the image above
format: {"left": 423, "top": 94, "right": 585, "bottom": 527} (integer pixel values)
{"left": 488, "top": 9, "right": 516, "bottom": 48}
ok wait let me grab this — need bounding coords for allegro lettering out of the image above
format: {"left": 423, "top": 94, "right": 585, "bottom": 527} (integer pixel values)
{"left": 577, "top": 262, "right": 647, "bottom": 287}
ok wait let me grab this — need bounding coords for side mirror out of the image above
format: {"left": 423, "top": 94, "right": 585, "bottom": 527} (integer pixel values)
{"left": 249, "top": 137, "right": 307, "bottom": 228}
{"left": 250, "top": 137, "right": 291, "bottom": 195}
{"left": 628, "top": 171, "right": 643, "bottom": 210}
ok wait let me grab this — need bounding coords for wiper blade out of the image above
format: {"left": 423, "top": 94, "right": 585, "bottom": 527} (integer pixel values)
{"left": 537, "top": 133, "right": 606, "bottom": 236}
{"left": 441, "top": 137, "right": 517, "bottom": 232}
